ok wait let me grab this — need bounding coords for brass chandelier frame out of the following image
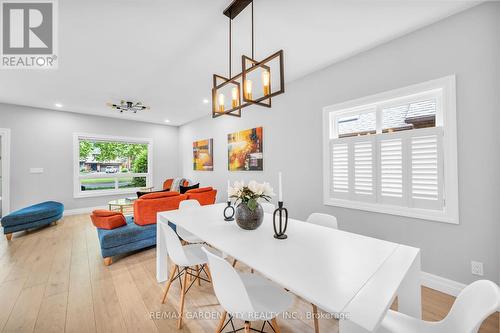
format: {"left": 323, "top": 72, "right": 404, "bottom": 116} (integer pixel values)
{"left": 212, "top": 0, "right": 285, "bottom": 118}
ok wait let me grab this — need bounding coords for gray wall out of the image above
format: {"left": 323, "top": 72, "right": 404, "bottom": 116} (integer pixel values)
{"left": 0, "top": 104, "right": 179, "bottom": 212}
{"left": 179, "top": 3, "right": 500, "bottom": 284}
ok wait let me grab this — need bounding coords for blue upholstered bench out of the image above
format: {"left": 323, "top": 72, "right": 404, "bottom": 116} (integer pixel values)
{"left": 1, "top": 201, "right": 64, "bottom": 240}
{"left": 96, "top": 216, "right": 156, "bottom": 265}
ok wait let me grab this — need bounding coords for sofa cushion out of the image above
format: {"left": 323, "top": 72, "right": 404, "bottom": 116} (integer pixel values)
{"left": 140, "top": 191, "right": 179, "bottom": 200}
{"left": 186, "top": 187, "right": 213, "bottom": 194}
{"left": 92, "top": 210, "right": 123, "bottom": 218}
{"left": 97, "top": 216, "right": 156, "bottom": 249}
{"left": 91, "top": 211, "right": 127, "bottom": 230}
{"left": 186, "top": 187, "right": 217, "bottom": 206}
{"left": 1, "top": 201, "right": 64, "bottom": 227}
{"left": 133, "top": 193, "right": 187, "bottom": 226}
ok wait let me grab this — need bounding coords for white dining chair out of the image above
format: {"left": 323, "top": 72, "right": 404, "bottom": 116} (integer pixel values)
{"left": 159, "top": 223, "right": 216, "bottom": 329}
{"left": 203, "top": 248, "right": 293, "bottom": 333}
{"left": 377, "top": 280, "right": 500, "bottom": 333}
{"left": 232, "top": 202, "right": 275, "bottom": 273}
{"left": 176, "top": 199, "right": 203, "bottom": 244}
{"left": 306, "top": 212, "right": 338, "bottom": 333}
{"left": 306, "top": 213, "right": 338, "bottom": 229}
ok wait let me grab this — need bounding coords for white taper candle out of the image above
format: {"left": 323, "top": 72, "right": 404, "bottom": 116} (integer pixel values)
{"left": 227, "top": 180, "right": 231, "bottom": 201}
{"left": 278, "top": 172, "right": 283, "bottom": 202}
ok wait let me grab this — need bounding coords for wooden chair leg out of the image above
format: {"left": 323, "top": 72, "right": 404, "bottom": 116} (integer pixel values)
{"left": 215, "top": 311, "right": 227, "bottom": 333}
{"left": 161, "top": 265, "right": 178, "bottom": 304}
{"left": 177, "top": 267, "right": 189, "bottom": 329}
{"left": 196, "top": 265, "right": 201, "bottom": 286}
{"left": 244, "top": 321, "right": 251, "bottom": 333}
{"left": 103, "top": 257, "right": 112, "bottom": 266}
{"left": 271, "top": 318, "right": 281, "bottom": 333}
{"left": 311, "top": 304, "right": 320, "bottom": 333}
{"left": 205, "top": 264, "right": 212, "bottom": 282}
{"left": 232, "top": 259, "right": 238, "bottom": 267}
{"left": 5, "top": 233, "right": 12, "bottom": 241}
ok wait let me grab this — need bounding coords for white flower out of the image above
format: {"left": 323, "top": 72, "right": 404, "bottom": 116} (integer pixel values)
{"left": 228, "top": 186, "right": 239, "bottom": 197}
{"left": 233, "top": 180, "right": 244, "bottom": 191}
{"left": 229, "top": 180, "right": 244, "bottom": 197}
{"left": 261, "top": 182, "right": 275, "bottom": 197}
{"left": 247, "top": 180, "right": 260, "bottom": 194}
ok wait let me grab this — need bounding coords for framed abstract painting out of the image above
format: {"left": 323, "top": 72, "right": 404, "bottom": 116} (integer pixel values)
{"left": 228, "top": 127, "right": 263, "bottom": 171}
{"left": 193, "top": 139, "right": 214, "bottom": 171}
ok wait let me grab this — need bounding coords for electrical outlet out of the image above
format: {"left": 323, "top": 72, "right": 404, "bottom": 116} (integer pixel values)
{"left": 471, "top": 261, "right": 484, "bottom": 276}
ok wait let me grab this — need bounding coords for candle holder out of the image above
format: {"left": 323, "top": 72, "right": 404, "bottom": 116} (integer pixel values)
{"left": 223, "top": 201, "right": 235, "bottom": 221}
{"left": 273, "top": 201, "right": 288, "bottom": 239}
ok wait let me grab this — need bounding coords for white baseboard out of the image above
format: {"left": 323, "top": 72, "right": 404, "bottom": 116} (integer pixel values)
{"left": 421, "top": 271, "right": 500, "bottom": 312}
{"left": 63, "top": 206, "right": 106, "bottom": 216}
{"left": 421, "top": 271, "right": 466, "bottom": 297}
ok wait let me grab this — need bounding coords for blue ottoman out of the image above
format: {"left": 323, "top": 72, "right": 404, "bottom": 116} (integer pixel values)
{"left": 96, "top": 216, "right": 156, "bottom": 265}
{"left": 1, "top": 201, "right": 64, "bottom": 240}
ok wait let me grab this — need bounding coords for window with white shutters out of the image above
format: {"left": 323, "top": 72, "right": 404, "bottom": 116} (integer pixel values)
{"left": 323, "top": 76, "right": 459, "bottom": 224}
{"left": 379, "top": 137, "right": 404, "bottom": 204}
{"left": 331, "top": 143, "right": 349, "bottom": 196}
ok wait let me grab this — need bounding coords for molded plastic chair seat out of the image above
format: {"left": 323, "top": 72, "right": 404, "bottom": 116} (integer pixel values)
{"left": 306, "top": 213, "right": 338, "bottom": 229}
{"left": 177, "top": 229, "right": 203, "bottom": 243}
{"left": 238, "top": 273, "right": 293, "bottom": 321}
{"left": 159, "top": 221, "right": 219, "bottom": 329}
{"left": 177, "top": 200, "right": 203, "bottom": 244}
{"left": 380, "top": 310, "right": 436, "bottom": 333}
{"left": 182, "top": 244, "right": 219, "bottom": 267}
{"left": 203, "top": 248, "right": 293, "bottom": 332}
{"left": 377, "top": 280, "right": 500, "bottom": 333}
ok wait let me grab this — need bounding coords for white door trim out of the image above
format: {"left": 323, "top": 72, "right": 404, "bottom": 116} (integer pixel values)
{"left": 0, "top": 128, "right": 11, "bottom": 216}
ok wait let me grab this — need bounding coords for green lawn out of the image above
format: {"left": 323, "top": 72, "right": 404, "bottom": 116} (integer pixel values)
{"left": 81, "top": 177, "right": 133, "bottom": 184}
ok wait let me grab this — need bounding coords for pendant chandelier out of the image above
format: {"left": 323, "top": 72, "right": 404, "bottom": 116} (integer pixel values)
{"left": 212, "top": 0, "right": 285, "bottom": 118}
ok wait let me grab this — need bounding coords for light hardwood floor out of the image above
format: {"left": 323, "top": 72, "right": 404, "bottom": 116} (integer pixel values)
{"left": 0, "top": 214, "right": 498, "bottom": 333}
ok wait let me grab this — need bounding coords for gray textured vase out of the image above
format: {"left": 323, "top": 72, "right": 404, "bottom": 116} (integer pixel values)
{"left": 235, "top": 203, "right": 264, "bottom": 230}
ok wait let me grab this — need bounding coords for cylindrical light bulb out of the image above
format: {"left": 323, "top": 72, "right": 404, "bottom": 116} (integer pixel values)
{"left": 244, "top": 79, "right": 253, "bottom": 100}
{"left": 231, "top": 87, "right": 239, "bottom": 108}
{"left": 262, "top": 70, "right": 270, "bottom": 95}
{"left": 218, "top": 93, "right": 225, "bottom": 113}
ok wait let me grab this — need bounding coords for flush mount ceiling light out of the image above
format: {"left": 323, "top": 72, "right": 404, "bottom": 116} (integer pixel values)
{"left": 106, "top": 100, "right": 150, "bottom": 113}
{"left": 212, "top": 0, "right": 285, "bottom": 118}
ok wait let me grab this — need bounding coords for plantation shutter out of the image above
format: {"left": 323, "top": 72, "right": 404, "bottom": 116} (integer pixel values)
{"left": 378, "top": 136, "right": 405, "bottom": 206}
{"left": 353, "top": 137, "right": 376, "bottom": 202}
{"left": 330, "top": 142, "right": 349, "bottom": 198}
{"left": 409, "top": 128, "right": 443, "bottom": 209}
{"left": 329, "top": 127, "right": 444, "bottom": 210}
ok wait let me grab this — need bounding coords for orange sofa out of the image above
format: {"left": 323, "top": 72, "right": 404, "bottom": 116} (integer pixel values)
{"left": 134, "top": 191, "right": 188, "bottom": 226}
{"left": 186, "top": 187, "right": 217, "bottom": 206}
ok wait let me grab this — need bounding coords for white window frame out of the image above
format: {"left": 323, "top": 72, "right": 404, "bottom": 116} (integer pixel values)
{"left": 73, "top": 133, "right": 154, "bottom": 198}
{"left": 322, "top": 75, "right": 459, "bottom": 224}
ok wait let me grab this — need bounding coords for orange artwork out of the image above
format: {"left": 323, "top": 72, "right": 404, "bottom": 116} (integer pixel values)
{"left": 227, "top": 127, "right": 263, "bottom": 171}
{"left": 193, "top": 139, "right": 213, "bottom": 171}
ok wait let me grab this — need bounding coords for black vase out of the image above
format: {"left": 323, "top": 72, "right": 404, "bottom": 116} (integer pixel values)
{"left": 235, "top": 203, "right": 264, "bottom": 230}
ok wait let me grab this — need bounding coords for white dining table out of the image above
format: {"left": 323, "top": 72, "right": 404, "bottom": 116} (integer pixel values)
{"left": 157, "top": 203, "right": 421, "bottom": 333}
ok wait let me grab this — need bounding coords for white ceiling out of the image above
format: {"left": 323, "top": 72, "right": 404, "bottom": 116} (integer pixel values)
{"left": 0, "top": 0, "right": 478, "bottom": 126}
